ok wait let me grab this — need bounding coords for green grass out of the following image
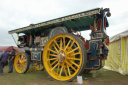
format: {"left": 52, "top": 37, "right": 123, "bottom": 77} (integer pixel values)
{"left": 82, "top": 69, "right": 128, "bottom": 85}
{"left": 0, "top": 66, "right": 128, "bottom": 85}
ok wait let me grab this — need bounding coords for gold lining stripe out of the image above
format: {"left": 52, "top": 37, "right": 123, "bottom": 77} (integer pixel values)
{"left": 87, "top": 39, "right": 102, "bottom": 51}
{"left": 92, "top": 33, "right": 103, "bottom": 39}
{"left": 31, "top": 52, "right": 41, "bottom": 61}
{"left": 97, "top": 33, "right": 103, "bottom": 38}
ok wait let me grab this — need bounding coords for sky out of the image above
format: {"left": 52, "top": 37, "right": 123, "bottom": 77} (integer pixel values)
{"left": 0, "top": 0, "right": 128, "bottom": 46}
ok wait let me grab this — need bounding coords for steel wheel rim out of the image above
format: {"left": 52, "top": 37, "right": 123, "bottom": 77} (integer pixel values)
{"left": 43, "top": 34, "right": 82, "bottom": 81}
{"left": 14, "top": 53, "right": 27, "bottom": 73}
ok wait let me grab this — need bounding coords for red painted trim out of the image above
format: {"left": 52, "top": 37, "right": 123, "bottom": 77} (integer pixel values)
{"left": 89, "top": 24, "right": 95, "bottom": 31}
{"left": 97, "top": 19, "right": 101, "bottom": 30}
{"left": 27, "top": 34, "right": 30, "bottom": 43}
{"left": 85, "top": 42, "right": 89, "bottom": 49}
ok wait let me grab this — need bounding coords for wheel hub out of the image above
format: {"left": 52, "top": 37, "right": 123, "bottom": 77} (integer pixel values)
{"left": 19, "top": 60, "right": 24, "bottom": 64}
{"left": 58, "top": 50, "right": 66, "bottom": 63}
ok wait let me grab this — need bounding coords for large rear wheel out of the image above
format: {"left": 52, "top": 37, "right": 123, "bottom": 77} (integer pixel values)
{"left": 14, "top": 52, "right": 30, "bottom": 74}
{"left": 43, "top": 33, "right": 87, "bottom": 81}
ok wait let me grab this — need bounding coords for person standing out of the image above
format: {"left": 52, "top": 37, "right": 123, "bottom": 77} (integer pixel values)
{"left": 8, "top": 48, "right": 15, "bottom": 73}
{"left": 0, "top": 51, "right": 8, "bottom": 74}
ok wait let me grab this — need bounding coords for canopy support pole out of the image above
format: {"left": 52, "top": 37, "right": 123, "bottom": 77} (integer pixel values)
{"left": 11, "top": 34, "right": 17, "bottom": 45}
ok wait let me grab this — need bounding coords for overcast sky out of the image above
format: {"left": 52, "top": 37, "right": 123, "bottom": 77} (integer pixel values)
{"left": 0, "top": 0, "right": 128, "bottom": 46}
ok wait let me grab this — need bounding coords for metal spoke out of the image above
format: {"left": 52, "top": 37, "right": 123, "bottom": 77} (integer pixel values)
{"left": 67, "top": 64, "right": 71, "bottom": 76}
{"left": 60, "top": 38, "right": 62, "bottom": 49}
{"left": 69, "top": 60, "right": 79, "bottom": 67}
{"left": 63, "top": 36, "right": 65, "bottom": 48}
{"left": 57, "top": 64, "right": 60, "bottom": 74}
{"left": 37, "top": 65, "right": 39, "bottom": 68}
{"left": 64, "top": 39, "right": 71, "bottom": 51}
{"left": 51, "top": 63, "right": 59, "bottom": 71}
{"left": 23, "top": 66, "right": 25, "bottom": 71}
{"left": 67, "top": 47, "right": 79, "bottom": 54}
{"left": 39, "top": 64, "right": 41, "bottom": 68}
{"left": 50, "top": 60, "right": 58, "bottom": 66}
{"left": 59, "top": 65, "right": 63, "bottom": 76}
{"left": 70, "top": 52, "right": 81, "bottom": 56}
{"left": 39, "top": 65, "right": 40, "bottom": 68}
{"left": 69, "top": 40, "right": 75, "bottom": 49}
{"left": 20, "top": 64, "right": 22, "bottom": 71}
{"left": 54, "top": 40, "right": 60, "bottom": 49}
{"left": 49, "top": 54, "right": 58, "bottom": 57}
{"left": 63, "top": 64, "right": 68, "bottom": 76}
{"left": 48, "top": 49, "right": 58, "bottom": 54}
{"left": 53, "top": 44, "right": 59, "bottom": 52}
{"left": 66, "top": 57, "right": 80, "bottom": 61}
{"left": 17, "top": 64, "right": 20, "bottom": 69}
{"left": 47, "top": 58, "right": 57, "bottom": 61}
{"left": 22, "top": 64, "right": 26, "bottom": 68}
{"left": 65, "top": 61, "right": 76, "bottom": 71}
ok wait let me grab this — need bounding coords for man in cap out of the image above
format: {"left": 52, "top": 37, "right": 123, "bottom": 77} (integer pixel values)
{"left": 8, "top": 48, "right": 15, "bottom": 73}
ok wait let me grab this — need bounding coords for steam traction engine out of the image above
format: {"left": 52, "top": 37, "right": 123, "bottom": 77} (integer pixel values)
{"left": 8, "top": 8, "right": 111, "bottom": 81}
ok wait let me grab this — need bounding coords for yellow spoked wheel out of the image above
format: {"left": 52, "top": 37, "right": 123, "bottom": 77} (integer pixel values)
{"left": 14, "top": 52, "right": 30, "bottom": 74}
{"left": 33, "top": 61, "right": 44, "bottom": 71}
{"left": 43, "top": 33, "right": 87, "bottom": 81}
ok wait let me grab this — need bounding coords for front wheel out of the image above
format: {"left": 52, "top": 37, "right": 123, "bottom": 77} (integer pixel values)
{"left": 14, "top": 52, "right": 30, "bottom": 74}
{"left": 33, "top": 61, "right": 44, "bottom": 71}
{"left": 43, "top": 33, "right": 87, "bottom": 81}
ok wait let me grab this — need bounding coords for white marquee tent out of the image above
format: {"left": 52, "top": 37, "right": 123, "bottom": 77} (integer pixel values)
{"left": 104, "top": 30, "right": 128, "bottom": 75}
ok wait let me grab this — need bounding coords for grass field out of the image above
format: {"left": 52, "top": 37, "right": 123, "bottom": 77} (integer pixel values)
{"left": 0, "top": 66, "right": 127, "bottom": 85}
